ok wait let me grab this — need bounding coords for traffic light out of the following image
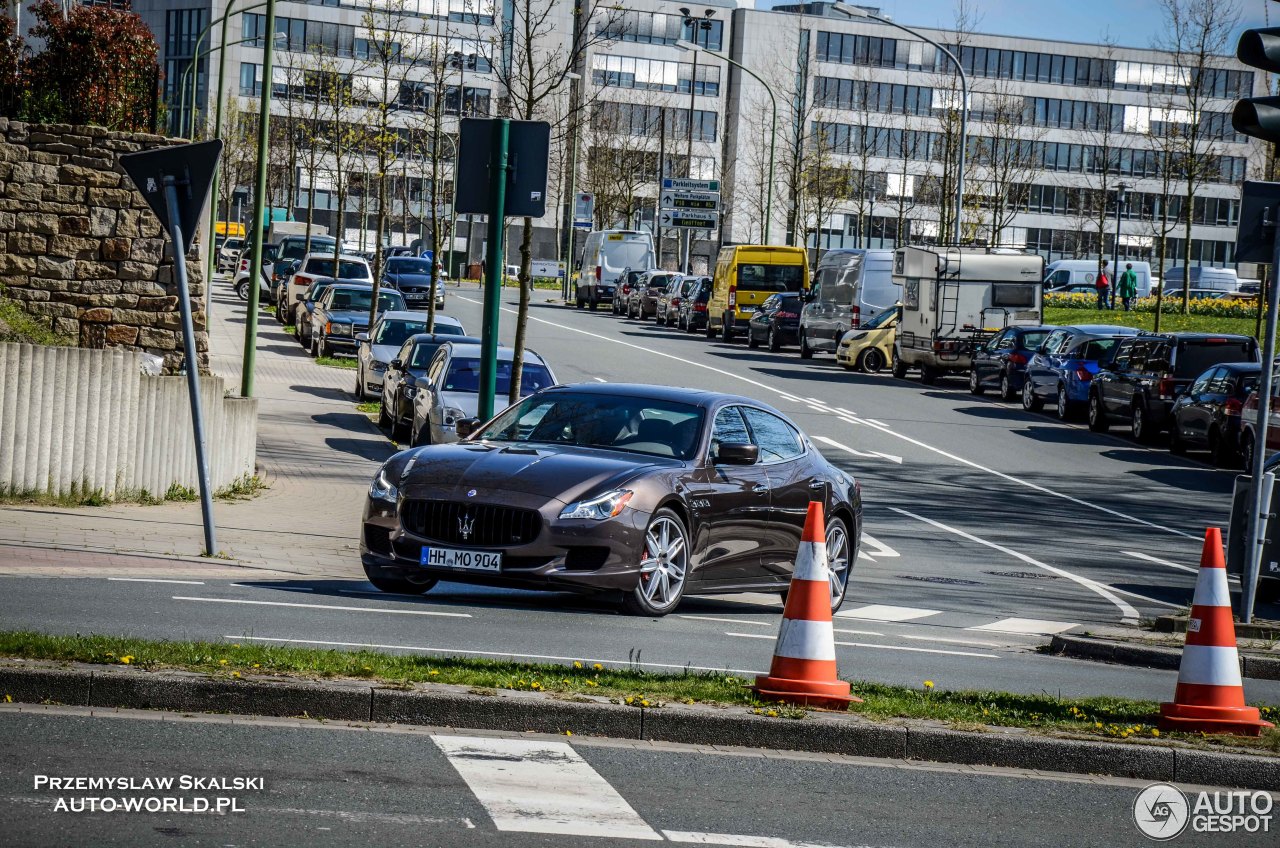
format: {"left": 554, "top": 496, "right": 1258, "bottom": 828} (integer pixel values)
{"left": 1234, "top": 28, "right": 1280, "bottom": 143}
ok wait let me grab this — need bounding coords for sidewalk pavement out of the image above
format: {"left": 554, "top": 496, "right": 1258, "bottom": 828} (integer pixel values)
{"left": 0, "top": 280, "right": 393, "bottom": 578}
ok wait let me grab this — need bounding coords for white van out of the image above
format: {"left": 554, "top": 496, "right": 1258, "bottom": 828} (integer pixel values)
{"left": 1162, "top": 266, "right": 1240, "bottom": 293}
{"left": 574, "top": 230, "right": 656, "bottom": 310}
{"left": 1044, "top": 259, "right": 1152, "bottom": 297}
{"left": 799, "top": 249, "right": 899, "bottom": 356}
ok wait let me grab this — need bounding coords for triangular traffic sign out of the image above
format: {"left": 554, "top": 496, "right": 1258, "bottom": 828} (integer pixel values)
{"left": 121, "top": 140, "right": 224, "bottom": 249}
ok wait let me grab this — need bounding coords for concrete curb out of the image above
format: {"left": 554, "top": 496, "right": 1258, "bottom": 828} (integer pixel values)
{"left": 1154, "top": 614, "right": 1280, "bottom": 641}
{"left": 1, "top": 661, "right": 1276, "bottom": 790}
{"left": 1049, "top": 634, "right": 1280, "bottom": 681}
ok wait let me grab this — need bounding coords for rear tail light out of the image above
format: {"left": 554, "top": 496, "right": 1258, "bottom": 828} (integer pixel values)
{"left": 1226, "top": 397, "right": 1243, "bottom": 416}
{"left": 1074, "top": 366, "right": 1092, "bottom": 382}
{"left": 933, "top": 340, "right": 961, "bottom": 352}
{"left": 728, "top": 286, "right": 737, "bottom": 308}
{"left": 1009, "top": 352, "right": 1029, "bottom": 366}
{"left": 850, "top": 306, "right": 861, "bottom": 326}
{"left": 671, "top": 297, "right": 681, "bottom": 306}
{"left": 1157, "top": 377, "right": 1177, "bottom": 400}
{"left": 694, "top": 302, "right": 707, "bottom": 312}
{"left": 595, "top": 266, "right": 601, "bottom": 281}
{"left": 776, "top": 311, "right": 799, "bottom": 319}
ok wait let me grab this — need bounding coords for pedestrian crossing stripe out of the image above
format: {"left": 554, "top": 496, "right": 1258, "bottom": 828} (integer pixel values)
{"left": 834, "top": 604, "right": 941, "bottom": 622}
{"left": 967, "top": 618, "right": 1079, "bottom": 635}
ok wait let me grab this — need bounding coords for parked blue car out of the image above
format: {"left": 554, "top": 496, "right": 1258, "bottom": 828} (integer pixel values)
{"left": 968, "top": 325, "right": 1056, "bottom": 401}
{"left": 1021, "top": 325, "right": 1141, "bottom": 419}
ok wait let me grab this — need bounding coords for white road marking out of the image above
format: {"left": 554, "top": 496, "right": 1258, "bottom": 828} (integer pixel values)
{"left": 898, "top": 633, "right": 1009, "bottom": 648}
{"left": 833, "top": 640, "right": 999, "bottom": 659}
{"left": 834, "top": 407, "right": 857, "bottom": 417}
{"left": 891, "top": 508, "right": 1140, "bottom": 624}
{"left": 227, "top": 635, "right": 769, "bottom": 675}
{"left": 432, "top": 735, "right": 662, "bottom": 840}
{"left": 859, "top": 533, "right": 900, "bottom": 558}
{"left": 460, "top": 294, "right": 1197, "bottom": 540}
{"left": 857, "top": 552, "right": 877, "bottom": 562}
{"left": 106, "top": 577, "right": 204, "bottom": 585}
{"left": 812, "top": 435, "right": 903, "bottom": 465}
{"left": 677, "top": 615, "right": 772, "bottom": 627}
{"left": 806, "top": 397, "right": 826, "bottom": 405}
{"left": 864, "top": 418, "right": 888, "bottom": 428}
{"left": 968, "top": 618, "right": 1079, "bottom": 636}
{"left": 833, "top": 628, "right": 884, "bottom": 637}
{"left": 806, "top": 404, "right": 826, "bottom": 413}
{"left": 836, "top": 604, "right": 940, "bottom": 622}
{"left": 174, "top": 596, "right": 471, "bottom": 617}
{"left": 1104, "top": 585, "right": 1185, "bottom": 610}
{"left": 664, "top": 830, "right": 868, "bottom": 848}
{"left": 593, "top": 377, "right": 607, "bottom": 382}
{"left": 234, "top": 582, "right": 314, "bottom": 591}
{"left": 1121, "top": 549, "right": 1234, "bottom": 579}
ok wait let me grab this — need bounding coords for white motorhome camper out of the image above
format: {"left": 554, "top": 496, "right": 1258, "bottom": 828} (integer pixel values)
{"left": 892, "top": 247, "right": 1045, "bottom": 384}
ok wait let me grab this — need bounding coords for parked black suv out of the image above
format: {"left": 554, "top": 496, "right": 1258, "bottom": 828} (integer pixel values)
{"left": 1088, "top": 332, "right": 1260, "bottom": 442}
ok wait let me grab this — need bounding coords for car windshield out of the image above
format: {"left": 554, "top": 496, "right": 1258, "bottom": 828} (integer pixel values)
{"left": 308, "top": 259, "right": 370, "bottom": 280}
{"left": 1176, "top": 339, "right": 1258, "bottom": 377}
{"left": 737, "top": 264, "right": 804, "bottom": 293}
{"left": 1075, "top": 338, "right": 1119, "bottom": 360}
{"left": 308, "top": 282, "right": 334, "bottom": 302}
{"left": 1019, "top": 331, "right": 1051, "bottom": 350}
{"left": 282, "top": 239, "right": 334, "bottom": 259}
{"left": 328, "top": 290, "right": 404, "bottom": 312}
{"left": 388, "top": 259, "right": 432, "bottom": 275}
{"left": 863, "top": 308, "right": 897, "bottom": 329}
{"left": 373, "top": 320, "right": 427, "bottom": 346}
{"left": 443, "top": 358, "right": 554, "bottom": 396}
{"left": 478, "top": 393, "right": 705, "bottom": 459}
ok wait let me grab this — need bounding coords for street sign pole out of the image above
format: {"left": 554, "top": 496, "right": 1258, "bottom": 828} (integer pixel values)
{"left": 163, "top": 175, "right": 218, "bottom": 557}
{"left": 478, "top": 118, "right": 510, "bottom": 422}
{"left": 240, "top": 0, "right": 275, "bottom": 398}
{"left": 1242, "top": 205, "right": 1280, "bottom": 622}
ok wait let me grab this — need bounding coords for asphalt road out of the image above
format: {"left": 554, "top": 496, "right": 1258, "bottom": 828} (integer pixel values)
{"left": 3, "top": 282, "right": 1278, "bottom": 703}
{"left": 5, "top": 705, "right": 1272, "bottom": 848}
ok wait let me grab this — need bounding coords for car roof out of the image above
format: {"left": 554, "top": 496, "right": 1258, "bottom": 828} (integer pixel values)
{"left": 535, "top": 382, "right": 786, "bottom": 413}
{"left": 1063, "top": 325, "right": 1142, "bottom": 335}
{"left": 441, "top": 342, "right": 547, "bottom": 364}
{"left": 378, "top": 311, "right": 461, "bottom": 325}
{"left": 303, "top": 252, "right": 365, "bottom": 261}
{"left": 1220, "top": 362, "right": 1262, "bottom": 372}
{"left": 406, "top": 333, "right": 482, "bottom": 346}
{"left": 1136, "top": 331, "right": 1256, "bottom": 341}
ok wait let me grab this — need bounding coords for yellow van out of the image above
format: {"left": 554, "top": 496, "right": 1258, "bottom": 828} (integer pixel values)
{"left": 706, "top": 245, "right": 810, "bottom": 342}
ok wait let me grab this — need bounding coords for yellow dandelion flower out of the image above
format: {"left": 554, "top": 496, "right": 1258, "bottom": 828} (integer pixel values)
{"left": 428, "top": 670, "right": 439, "bottom": 676}
{"left": 231, "top": 671, "right": 241, "bottom": 678}
{"left": 565, "top": 730, "right": 573, "bottom": 736}
{"left": 585, "top": 680, "right": 598, "bottom": 687}
{"left": 1151, "top": 729, "right": 1160, "bottom": 737}
{"left": 593, "top": 663, "right": 603, "bottom": 671}
{"left": 219, "top": 659, "right": 228, "bottom": 665}
{"left": 640, "top": 699, "right": 650, "bottom": 708}
{"left": 573, "top": 661, "right": 583, "bottom": 669}
{"left": 923, "top": 680, "right": 934, "bottom": 689}
{"left": 252, "top": 663, "right": 260, "bottom": 668}
{"left": 120, "top": 655, "right": 134, "bottom": 664}
{"left": 5, "top": 694, "right": 13, "bottom": 703}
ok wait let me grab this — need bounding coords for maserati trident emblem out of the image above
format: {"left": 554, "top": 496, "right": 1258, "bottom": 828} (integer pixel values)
{"left": 458, "top": 512, "right": 475, "bottom": 541}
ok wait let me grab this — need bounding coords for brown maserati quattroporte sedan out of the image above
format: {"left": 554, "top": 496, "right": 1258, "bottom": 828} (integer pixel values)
{"left": 361, "top": 384, "right": 862, "bottom": 616}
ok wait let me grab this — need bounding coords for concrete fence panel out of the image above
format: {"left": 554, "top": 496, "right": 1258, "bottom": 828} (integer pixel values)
{"left": 0, "top": 343, "right": 257, "bottom": 500}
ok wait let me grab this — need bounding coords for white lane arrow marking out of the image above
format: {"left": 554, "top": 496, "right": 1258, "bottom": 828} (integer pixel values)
{"left": 813, "top": 435, "right": 902, "bottom": 465}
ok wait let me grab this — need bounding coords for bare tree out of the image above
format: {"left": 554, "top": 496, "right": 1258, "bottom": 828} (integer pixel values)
{"left": 1157, "top": 0, "right": 1240, "bottom": 313}
{"left": 484, "top": 0, "right": 622, "bottom": 403}
{"left": 1077, "top": 43, "right": 1124, "bottom": 290}
{"left": 971, "top": 83, "right": 1044, "bottom": 247}
{"left": 212, "top": 95, "right": 256, "bottom": 236}
{"left": 800, "top": 121, "right": 852, "bottom": 257}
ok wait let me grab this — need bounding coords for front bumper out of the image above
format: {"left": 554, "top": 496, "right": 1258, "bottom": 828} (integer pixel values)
{"left": 323, "top": 333, "right": 360, "bottom": 351}
{"left": 361, "top": 494, "right": 649, "bottom": 594}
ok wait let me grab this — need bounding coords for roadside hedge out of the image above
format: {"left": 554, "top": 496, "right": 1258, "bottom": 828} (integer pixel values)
{"left": 1044, "top": 291, "right": 1261, "bottom": 319}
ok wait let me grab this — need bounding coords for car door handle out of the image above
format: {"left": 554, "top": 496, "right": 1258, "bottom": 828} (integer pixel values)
{"left": 752, "top": 484, "right": 768, "bottom": 494}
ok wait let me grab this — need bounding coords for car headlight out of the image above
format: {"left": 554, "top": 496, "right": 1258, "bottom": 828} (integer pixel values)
{"left": 369, "top": 466, "right": 399, "bottom": 503}
{"left": 442, "top": 406, "right": 466, "bottom": 427}
{"left": 842, "top": 333, "right": 867, "bottom": 345}
{"left": 559, "top": 488, "right": 633, "bottom": 520}
{"left": 402, "top": 385, "right": 417, "bottom": 399}
{"left": 371, "top": 361, "right": 388, "bottom": 373}
{"left": 331, "top": 323, "right": 352, "bottom": 336}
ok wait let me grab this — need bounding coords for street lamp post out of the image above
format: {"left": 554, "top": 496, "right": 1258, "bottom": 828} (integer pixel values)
{"left": 674, "top": 40, "right": 776, "bottom": 244}
{"left": 677, "top": 8, "right": 715, "bottom": 273}
{"left": 560, "top": 71, "right": 582, "bottom": 301}
{"left": 451, "top": 51, "right": 478, "bottom": 276}
{"left": 832, "top": 3, "right": 967, "bottom": 246}
{"left": 1112, "top": 182, "right": 1128, "bottom": 309}
{"left": 241, "top": 0, "right": 277, "bottom": 398}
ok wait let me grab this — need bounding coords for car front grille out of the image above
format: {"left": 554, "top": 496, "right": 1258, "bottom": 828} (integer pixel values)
{"left": 400, "top": 499, "right": 541, "bottom": 547}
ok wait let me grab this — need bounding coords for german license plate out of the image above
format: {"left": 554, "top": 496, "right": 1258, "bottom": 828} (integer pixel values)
{"left": 420, "top": 546, "right": 502, "bottom": 572}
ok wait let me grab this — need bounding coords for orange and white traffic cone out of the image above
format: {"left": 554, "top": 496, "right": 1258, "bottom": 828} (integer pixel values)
{"left": 1158, "top": 527, "right": 1273, "bottom": 736}
{"left": 753, "top": 501, "right": 859, "bottom": 710}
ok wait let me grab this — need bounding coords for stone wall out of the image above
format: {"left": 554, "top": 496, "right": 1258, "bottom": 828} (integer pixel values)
{"left": 0, "top": 119, "right": 208, "bottom": 373}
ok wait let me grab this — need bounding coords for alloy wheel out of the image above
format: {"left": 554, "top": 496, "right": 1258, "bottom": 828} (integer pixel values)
{"left": 825, "top": 519, "right": 852, "bottom": 611}
{"left": 861, "top": 348, "right": 885, "bottom": 373}
{"left": 633, "top": 513, "right": 688, "bottom": 613}
{"left": 1056, "top": 385, "right": 1069, "bottom": 420}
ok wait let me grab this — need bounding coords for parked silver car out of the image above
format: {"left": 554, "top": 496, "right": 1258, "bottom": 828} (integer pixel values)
{"left": 355, "top": 311, "right": 466, "bottom": 400}
{"left": 409, "top": 342, "right": 557, "bottom": 446}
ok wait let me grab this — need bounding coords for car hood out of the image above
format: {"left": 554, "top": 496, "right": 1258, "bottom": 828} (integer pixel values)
{"left": 324, "top": 309, "right": 372, "bottom": 325}
{"left": 387, "top": 273, "right": 438, "bottom": 286}
{"left": 399, "top": 442, "right": 677, "bottom": 504}
{"left": 370, "top": 344, "right": 399, "bottom": 364}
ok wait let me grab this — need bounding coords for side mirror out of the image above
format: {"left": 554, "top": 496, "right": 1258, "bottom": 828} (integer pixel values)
{"left": 455, "top": 417, "right": 481, "bottom": 439}
{"left": 295, "top": 293, "right": 305, "bottom": 301}
{"left": 390, "top": 359, "right": 402, "bottom": 370}
{"left": 355, "top": 332, "right": 369, "bottom": 343}
{"left": 716, "top": 442, "right": 759, "bottom": 465}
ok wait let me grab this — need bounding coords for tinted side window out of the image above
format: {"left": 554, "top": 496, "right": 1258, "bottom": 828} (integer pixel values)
{"left": 741, "top": 408, "right": 804, "bottom": 463}
{"left": 710, "top": 406, "right": 751, "bottom": 460}
{"left": 1110, "top": 340, "right": 1133, "bottom": 369}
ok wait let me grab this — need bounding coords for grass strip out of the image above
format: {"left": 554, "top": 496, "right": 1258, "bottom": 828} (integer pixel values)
{"left": 0, "top": 631, "right": 1274, "bottom": 752}
{"left": 315, "top": 356, "right": 357, "bottom": 370}
{"left": 1042, "top": 307, "right": 1258, "bottom": 336}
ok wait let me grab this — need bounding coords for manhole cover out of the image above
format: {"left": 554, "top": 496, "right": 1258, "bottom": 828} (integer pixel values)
{"left": 984, "top": 570, "right": 1061, "bottom": 580}
{"left": 897, "top": 575, "right": 983, "bottom": 586}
